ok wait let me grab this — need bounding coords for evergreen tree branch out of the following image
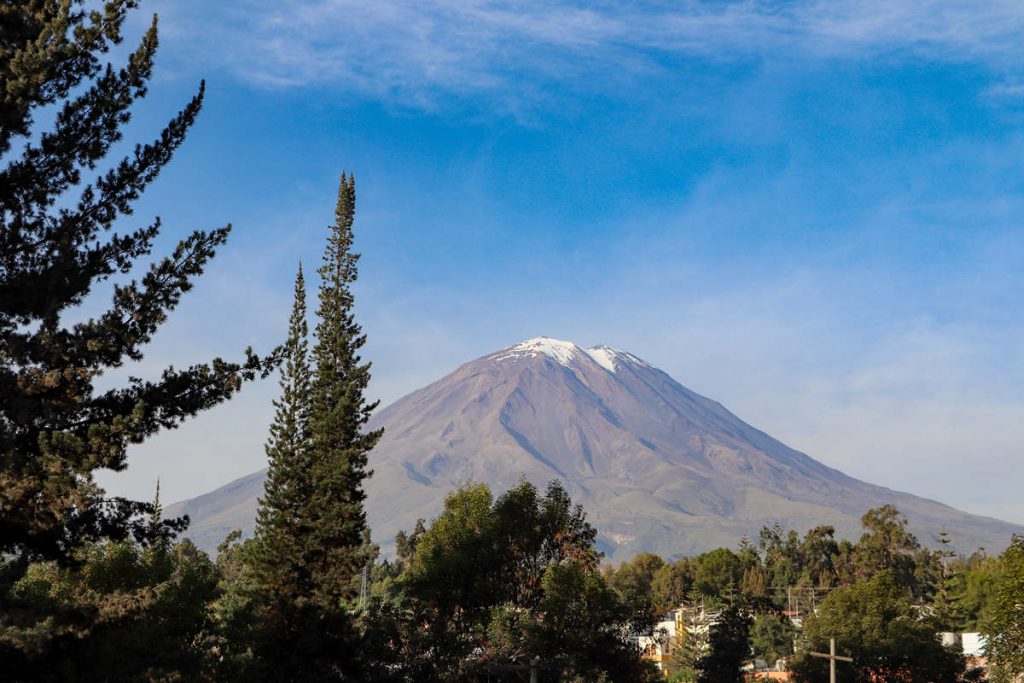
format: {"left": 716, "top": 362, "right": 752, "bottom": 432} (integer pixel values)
{"left": 0, "top": 14, "right": 157, "bottom": 213}
{"left": 0, "top": 3, "right": 277, "bottom": 572}
{"left": 0, "top": 82, "right": 204, "bottom": 324}
{"left": 0, "top": 1, "right": 138, "bottom": 155}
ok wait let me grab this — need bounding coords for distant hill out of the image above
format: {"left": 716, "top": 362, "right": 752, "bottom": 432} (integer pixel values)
{"left": 169, "top": 337, "right": 1021, "bottom": 561}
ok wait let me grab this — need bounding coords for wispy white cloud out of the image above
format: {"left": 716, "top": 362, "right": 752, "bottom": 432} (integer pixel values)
{"left": 97, "top": 185, "right": 1024, "bottom": 522}
{"left": 156, "top": 0, "right": 1024, "bottom": 104}
{"left": 100, "top": 0, "right": 1024, "bottom": 524}
{"left": 985, "top": 82, "right": 1024, "bottom": 98}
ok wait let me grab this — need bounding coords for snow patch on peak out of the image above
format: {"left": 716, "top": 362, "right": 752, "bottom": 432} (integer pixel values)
{"left": 620, "top": 351, "right": 652, "bottom": 369}
{"left": 585, "top": 345, "right": 653, "bottom": 373}
{"left": 492, "top": 337, "right": 581, "bottom": 366}
{"left": 490, "top": 338, "right": 656, "bottom": 373}
{"left": 584, "top": 346, "right": 618, "bottom": 373}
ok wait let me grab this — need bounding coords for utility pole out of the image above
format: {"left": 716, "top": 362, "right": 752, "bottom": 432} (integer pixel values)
{"left": 809, "top": 637, "right": 852, "bottom": 683}
{"left": 359, "top": 562, "right": 369, "bottom": 612}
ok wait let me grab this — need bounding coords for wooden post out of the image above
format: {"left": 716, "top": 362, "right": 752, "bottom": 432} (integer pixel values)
{"left": 809, "top": 637, "right": 853, "bottom": 683}
{"left": 829, "top": 637, "right": 836, "bottom": 683}
{"left": 530, "top": 656, "right": 540, "bottom": 683}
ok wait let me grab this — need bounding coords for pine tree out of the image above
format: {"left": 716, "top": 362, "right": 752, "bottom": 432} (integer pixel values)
{"left": 144, "top": 478, "right": 173, "bottom": 555}
{"left": 229, "top": 265, "right": 323, "bottom": 680}
{"left": 696, "top": 603, "right": 753, "bottom": 683}
{"left": 252, "top": 265, "right": 313, "bottom": 598}
{"left": 0, "top": 1, "right": 273, "bottom": 658}
{"left": 934, "top": 529, "right": 966, "bottom": 632}
{"left": 233, "top": 176, "right": 382, "bottom": 680}
{"left": 305, "top": 173, "right": 383, "bottom": 607}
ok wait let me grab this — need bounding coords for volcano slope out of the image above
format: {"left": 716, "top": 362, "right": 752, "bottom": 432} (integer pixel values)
{"left": 170, "top": 337, "right": 1021, "bottom": 561}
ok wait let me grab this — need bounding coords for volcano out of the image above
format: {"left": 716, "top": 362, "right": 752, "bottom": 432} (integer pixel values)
{"left": 170, "top": 337, "right": 1020, "bottom": 560}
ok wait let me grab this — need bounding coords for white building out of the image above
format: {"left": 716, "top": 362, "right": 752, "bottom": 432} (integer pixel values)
{"left": 638, "top": 607, "right": 720, "bottom": 674}
{"left": 939, "top": 631, "right": 988, "bottom": 657}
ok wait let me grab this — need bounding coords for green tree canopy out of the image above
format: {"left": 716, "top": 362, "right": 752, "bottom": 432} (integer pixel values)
{"left": 693, "top": 547, "right": 743, "bottom": 601}
{"left": 215, "top": 176, "right": 381, "bottom": 681}
{"left": 305, "top": 174, "right": 383, "bottom": 608}
{"left": 606, "top": 554, "right": 662, "bottom": 630}
{"left": 759, "top": 523, "right": 802, "bottom": 590}
{"left": 791, "top": 570, "right": 967, "bottom": 683}
{"left": 750, "top": 612, "right": 795, "bottom": 666}
{"left": 696, "top": 603, "right": 753, "bottom": 683}
{"left": 984, "top": 536, "right": 1024, "bottom": 677}
{"left": 853, "top": 505, "right": 923, "bottom": 593}
{"left": 798, "top": 525, "right": 840, "bottom": 587}
{"left": 2, "top": 536, "right": 219, "bottom": 679}
{"left": 390, "top": 479, "right": 655, "bottom": 682}
{"left": 651, "top": 558, "right": 694, "bottom": 613}
{"left": 0, "top": 0, "right": 271, "bottom": 567}
{"left": 956, "top": 550, "right": 1001, "bottom": 631}
{"left": 252, "top": 265, "right": 313, "bottom": 599}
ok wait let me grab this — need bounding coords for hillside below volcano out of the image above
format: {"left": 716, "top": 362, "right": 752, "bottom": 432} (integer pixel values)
{"left": 170, "top": 337, "right": 1021, "bottom": 560}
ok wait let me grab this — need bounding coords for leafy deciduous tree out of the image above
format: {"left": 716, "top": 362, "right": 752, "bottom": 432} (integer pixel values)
{"left": 651, "top": 558, "right": 694, "bottom": 613}
{"left": 2, "top": 535, "right": 219, "bottom": 679}
{"left": 984, "top": 536, "right": 1024, "bottom": 678}
{"left": 692, "top": 548, "right": 742, "bottom": 601}
{"left": 853, "top": 505, "right": 922, "bottom": 594}
{"left": 388, "top": 479, "right": 654, "bottom": 681}
{"left": 791, "top": 570, "right": 968, "bottom": 683}
{"left": 750, "top": 612, "right": 795, "bottom": 666}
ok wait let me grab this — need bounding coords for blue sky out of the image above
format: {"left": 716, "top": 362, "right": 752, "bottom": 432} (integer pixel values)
{"left": 96, "top": 1, "right": 1024, "bottom": 530}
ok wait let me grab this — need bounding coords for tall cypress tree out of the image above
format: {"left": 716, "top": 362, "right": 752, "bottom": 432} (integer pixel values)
{"left": 0, "top": 0, "right": 272, "bottom": 571}
{"left": 253, "top": 264, "right": 312, "bottom": 598}
{"left": 933, "top": 529, "right": 965, "bottom": 632}
{"left": 306, "top": 173, "right": 382, "bottom": 607}
{"left": 237, "top": 176, "right": 381, "bottom": 680}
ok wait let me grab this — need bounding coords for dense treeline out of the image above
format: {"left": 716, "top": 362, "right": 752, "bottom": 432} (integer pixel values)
{"left": 602, "top": 505, "right": 1019, "bottom": 682}
{"left": 8, "top": 482, "right": 1024, "bottom": 681}
{"left": 604, "top": 506, "right": 1002, "bottom": 631}
{"left": 3, "top": 3, "right": 1024, "bottom": 683}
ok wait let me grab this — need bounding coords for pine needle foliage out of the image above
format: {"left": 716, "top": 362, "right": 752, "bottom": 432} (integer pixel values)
{"left": 253, "top": 265, "right": 313, "bottom": 599}
{"left": 305, "top": 173, "right": 383, "bottom": 607}
{"left": 0, "top": 1, "right": 274, "bottom": 569}
{"left": 241, "top": 176, "right": 381, "bottom": 680}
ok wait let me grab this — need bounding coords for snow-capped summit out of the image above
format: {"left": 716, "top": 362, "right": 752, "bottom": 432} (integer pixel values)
{"left": 172, "top": 337, "right": 1022, "bottom": 562}
{"left": 491, "top": 337, "right": 582, "bottom": 366}
{"left": 490, "top": 337, "right": 657, "bottom": 375}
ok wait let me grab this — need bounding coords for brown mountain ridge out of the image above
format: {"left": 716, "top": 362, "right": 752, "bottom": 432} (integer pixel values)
{"left": 170, "top": 337, "right": 1021, "bottom": 561}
